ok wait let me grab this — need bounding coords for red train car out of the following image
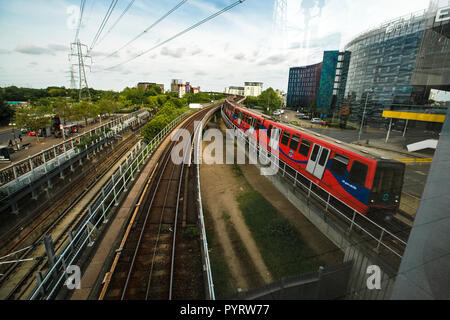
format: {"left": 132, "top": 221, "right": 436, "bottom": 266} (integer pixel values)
{"left": 223, "top": 99, "right": 405, "bottom": 217}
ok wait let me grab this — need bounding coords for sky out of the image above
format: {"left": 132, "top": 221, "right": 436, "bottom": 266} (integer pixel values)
{"left": 0, "top": 0, "right": 433, "bottom": 93}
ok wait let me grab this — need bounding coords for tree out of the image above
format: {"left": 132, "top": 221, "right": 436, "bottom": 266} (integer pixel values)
{"left": 258, "top": 88, "right": 283, "bottom": 115}
{"left": 15, "top": 105, "right": 52, "bottom": 143}
{"left": 0, "top": 101, "right": 14, "bottom": 125}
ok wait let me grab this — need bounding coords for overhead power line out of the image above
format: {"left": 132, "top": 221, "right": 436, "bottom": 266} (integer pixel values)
{"left": 96, "top": 0, "right": 137, "bottom": 47}
{"left": 89, "top": 0, "right": 119, "bottom": 51}
{"left": 104, "top": 0, "right": 246, "bottom": 70}
{"left": 74, "top": 0, "right": 87, "bottom": 42}
{"left": 105, "top": 0, "right": 189, "bottom": 60}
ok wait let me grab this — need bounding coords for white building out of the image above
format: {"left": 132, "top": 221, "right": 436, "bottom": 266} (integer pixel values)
{"left": 225, "top": 86, "right": 245, "bottom": 96}
{"left": 244, "top": 82, "right": 263, "bottom": 97}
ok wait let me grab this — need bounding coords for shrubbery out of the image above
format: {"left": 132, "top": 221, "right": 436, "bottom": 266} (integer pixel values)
{"left": 141, "top": 101, "right": 189, "bottom": 143}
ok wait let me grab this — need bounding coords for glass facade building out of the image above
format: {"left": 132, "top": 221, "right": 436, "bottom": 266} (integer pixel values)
{"left": 343, "top": 10, "right": 429, "bottom": 124}
{"left": 287, "top": 63, "right": 322, "bottom": 110}
{"left": 287, "top": 51, "right": 350, "bottom": 112}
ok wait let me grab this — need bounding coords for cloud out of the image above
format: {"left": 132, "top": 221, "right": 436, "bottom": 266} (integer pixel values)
{"left": 15, "top": 45, "right": 53, "bottom": 55}
{"left": 258, "top": 54, "right": 288, "bottom": 66}
{"left": 234, "top": 53, "right": 246, "bottom": 60}
{"left": 160, "top": 47, "right": 186, "bottom": 58}
{"left": 289, "top": 32, "right": 342, "bottom": 50}
{"left": 48, "top": 44, "right": 69, "bottom": 52}
{"left": 195, "top": 71, "right": 207, "bottom": 76}
{"left": 0, "top": 49, "right": 11, "bottom": 55}
{"left": 190, "top": 48, "right": 203, "bottom": 56}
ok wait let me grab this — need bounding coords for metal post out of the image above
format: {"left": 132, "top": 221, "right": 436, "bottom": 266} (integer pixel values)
{"left": 403, "top": 119, "right": 409, "bottom": 137}
{"left": 386, "top": 118, "right": 393, "bottom": 143}
{"left": 359, "top": 92, "right": 370, "bottom": 141}
{"left": 376, "top": 229, "right": 385, "bottom": 252}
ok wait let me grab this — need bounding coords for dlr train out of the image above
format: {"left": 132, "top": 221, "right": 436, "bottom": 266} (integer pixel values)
{"left": 223, "top": 99, "right": 405, "bottom": 218}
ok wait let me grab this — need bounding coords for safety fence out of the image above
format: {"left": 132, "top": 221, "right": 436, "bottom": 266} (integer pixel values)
{"left": 0, "top": 110, "right": 149, "bottom": 192}
{"left": 28, "top": 112, "right": 190, "bottom": 299}
{"left": 221, "top": 108, "right": 407, "bottom": 260}
{"left": 193, "top": 106, "right": 221, "bottom": 300}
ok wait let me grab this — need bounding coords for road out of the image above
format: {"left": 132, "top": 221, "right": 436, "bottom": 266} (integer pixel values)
{"left": 0, "top": 129, "right": 22, "bottom": 145}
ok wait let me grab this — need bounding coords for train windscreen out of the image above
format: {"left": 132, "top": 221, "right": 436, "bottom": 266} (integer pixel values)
{"left": 371, "top": 161, "right": 405, "bottom": 206}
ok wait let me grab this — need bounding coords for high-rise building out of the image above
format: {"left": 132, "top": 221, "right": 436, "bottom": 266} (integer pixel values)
{"left": 287, "top": 51, "right": 350, "bottom": 112}
{"left": 287, "top": 62, "right": 323, "bottom": 110}
{"left": 171, "top": 79, "right": 183, "bottom": 93}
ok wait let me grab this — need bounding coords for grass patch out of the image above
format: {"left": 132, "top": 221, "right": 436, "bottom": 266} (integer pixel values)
{"left": 232, "top": 164, "right": 244, "bottom": 177}
{"left": 223, "top": 217, "right": 265, "bottom": 290}
{"left": 237, "top": 187, "right": 324, "bottom": 280}
{"left": 203, "top": 206, "right": 235, "bottom": 298}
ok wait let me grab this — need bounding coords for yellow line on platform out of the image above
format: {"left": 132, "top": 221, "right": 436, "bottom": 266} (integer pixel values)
{"left": 395, "top": 158, "right": 433, "bottom": 164}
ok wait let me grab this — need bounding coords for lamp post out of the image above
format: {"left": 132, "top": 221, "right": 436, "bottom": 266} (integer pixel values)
{"left": 358, "top": 91, "right": 372, "bottom": 141}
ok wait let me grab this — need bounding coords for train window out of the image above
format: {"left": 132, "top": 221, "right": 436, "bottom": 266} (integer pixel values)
{"left": 348, "top": 161, "right": 368, "bottom": 187}
{"left": 330, "top": 153, "right": 349, "bottom": 176}
{"left": 268, "top": 125, "right": 273, "bottom": 138}
{"left": 318, "top": 149, "right": 330, "bottom": 166}
{"left": 299, "top": 139, "right": 311, "bottom": 157}
{"left": 289, "top": 135, "right": 301, "bottom": 151}
{"left": 257, "top": 120, "right": 262, "bottom": 128}
{"left": 310, "top": 145, "right": 320, "bottom": 162}
{"left": 280, "top": 131, "right": 291, "bottom": 146}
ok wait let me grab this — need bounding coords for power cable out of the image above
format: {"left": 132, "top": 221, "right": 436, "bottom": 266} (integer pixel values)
{"left": 96, "top": 0, "right": 137, "bottom": 47}
{"left": 89, "top": 0, "right": 119, "bottom": 51}
{"left": 74, "top": 0, "right": 87, "bottom": 42}
{"left": 104, "top": 0, "right": 189, "bottom": 59}
{"left": 104, "top": 0, "right": 246, "bottom": 70}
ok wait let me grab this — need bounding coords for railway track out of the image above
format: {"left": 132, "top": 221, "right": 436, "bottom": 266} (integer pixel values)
{"left": 0, "top": 125, "right": 146, "bottom": 300}
{"left": 101, "top": 107, "right": 214, "bottom": 300}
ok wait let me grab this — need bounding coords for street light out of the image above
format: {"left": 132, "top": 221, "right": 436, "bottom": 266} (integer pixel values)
{"left": 358, "top": 91, "right": 372, "bottom": 141}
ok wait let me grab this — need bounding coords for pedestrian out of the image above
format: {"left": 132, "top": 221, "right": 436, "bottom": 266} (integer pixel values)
{"left": 8, "top": 139, "right": 13, "bottom": 147}
{"left": 19, "top": 134, "right": 22, "bottom": 142}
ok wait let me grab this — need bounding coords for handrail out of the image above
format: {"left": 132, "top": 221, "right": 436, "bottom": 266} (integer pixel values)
{"left": 28, "top": 111, "right": 190, "bottom": 300}
{"left": 221, "top": 107, "right": 407, "bottom": 259}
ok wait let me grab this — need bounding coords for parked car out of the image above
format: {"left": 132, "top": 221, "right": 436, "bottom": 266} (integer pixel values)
{"left": 273, "top": 110, "right": 282, "bottom": 116}
{"left": 311, "top": 118, "right": 326, "bottom": 124}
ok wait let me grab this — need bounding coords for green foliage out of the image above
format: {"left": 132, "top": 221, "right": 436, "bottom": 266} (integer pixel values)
{"left": 0, "top": 102, "right": 15, "bottom": 125}
{"left": 182, "top": 227, "right": 199, "bottom": 240}
{"left": 184, "top": 92, "right": 226, "bottom": 104}
{"left": 258, "top": 88, "right": 283, "bottom": 115}
{"left": 244, "top": 88, "right": 283, "bottom": 115}
{"left": 15, "top": 104, "right": 52, "bottom": 141}
{"left": 141, "top": 100, "right": 188, "bottom": 143}
{"left": 237, "top": 189, "right": 324, "bottom": 279}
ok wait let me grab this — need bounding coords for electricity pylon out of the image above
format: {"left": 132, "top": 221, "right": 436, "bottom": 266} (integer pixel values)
{"left": 69, "top": 40, "right": 92, "bottom": 101}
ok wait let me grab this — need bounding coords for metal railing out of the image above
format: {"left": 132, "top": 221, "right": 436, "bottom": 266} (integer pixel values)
{"left": 194, "top": 106, "right": 220, "bottom": 300}
{"left": 221, "top": 108, "right": 407, "bottom": 259}
{"left": 28, "top": 111, "right": 190, "bottom": 300}
{"left": 0, "top": 110, "right": 149, "bottom": 191}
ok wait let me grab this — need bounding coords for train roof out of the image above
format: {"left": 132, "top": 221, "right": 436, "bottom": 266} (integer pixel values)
{"left": 228, "top": 102, "right": 396, "bottom": 162}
